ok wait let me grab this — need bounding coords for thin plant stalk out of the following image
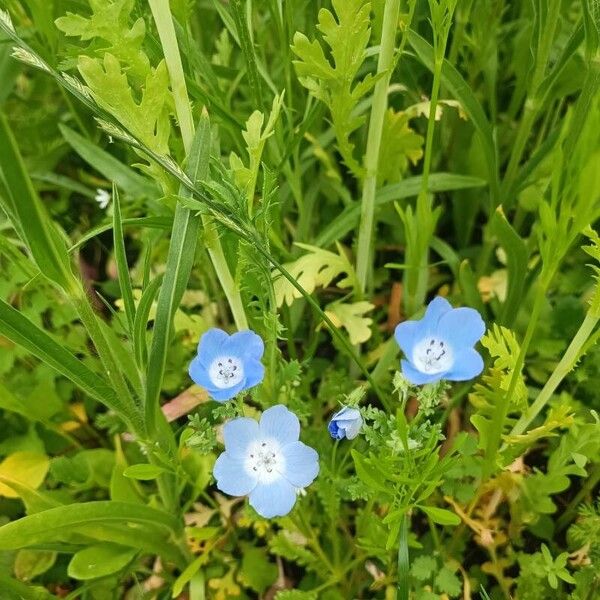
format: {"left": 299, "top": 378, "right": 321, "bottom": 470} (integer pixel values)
{"left": 148, "top": 0, "right": 248, "bottom": 331}
{"left": 509, "top": 310, "right": 599, "bottom": 440}
{"left": 355, "top": 0, "right": 401, "bottom": 293}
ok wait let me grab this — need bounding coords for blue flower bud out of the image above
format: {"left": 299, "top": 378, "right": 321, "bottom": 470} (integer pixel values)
{"left": 328, "top": 406, "right": 362, "bottom": 440}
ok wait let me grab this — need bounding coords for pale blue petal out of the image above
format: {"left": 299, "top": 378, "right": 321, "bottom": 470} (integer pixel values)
{"left": 210, "top": 380, "right": 246, "bottom": 402}
{"left": 281, "top": 441, "right": 319, "bottom": 487}
{"left": 394, "top": 320, "right": 422, "bottom": 359}
{"left": 223, "top": 417, "right": 260, "bottom": 457}
{"left": 445, "top": 348, "right": 484, "bottom": 381}
{"left": 225, "top": 330, "right": 264, "bottom": 360}
{"left": 339, "top": 417, "right": 362, "bottom": 440}
{"left": 243, "top": 358, "right": 265, "bottom": 388}
{"left": 421, "top": 296, "right": 453, "bottom": 328}
{"left": 401, "top": 359, "right": 445, "bottom": 385}
{"left": 214, "top": 452, "right": 257, "bottom": 496}
{"left": 333, "top": 406, "right": 361, "bottom": 421}
{"left": 196, "top": 328, "right": 229, "bottom": 366}
{"left": 260, "top": 405, "right": 300, "bottom": 443}
{"left": 249, "top": 478, "right": 297, "bottom": 518}
{"left": 437, "top": 307, "right": 486, "bottom": 348}
{"left": 188, "top": 358, "right": 213, "bottom": 389}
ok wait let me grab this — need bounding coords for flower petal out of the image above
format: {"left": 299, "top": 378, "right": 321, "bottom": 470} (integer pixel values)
{"left": 422, "top": 296, "right": 453, "bottom": 327}
{"left": 208, "top": 379, "right": 246, "bottom": 402}
{"left": 225, "top": 330, "right": 265, "bottom": 360}
{"left": 196, "top": 328, "right": 229, "bottom": 366}
{"left": 260, "top": 405, "right": 300, "bottom": 444}
{"left": 214, "top": 452, "right": 257, "bottom": 496}
{"left": 437, "top": 307, "right": 486, "bottom": 348}
{"left": 281, "top": 441, "right": 319, "bottom": 487}
{"left": 222, "top": 417, "right": 260, "bottom": 457}
{"left": 188, "top": 358, "right": 214, "bottom": 389}
{"left": 249, "top": 478, "right": 297, "bottom": 518}
{"left": 242, "top": 358, "right": 265, "bottom": 388}
{"left": 332, "top": 406, "right": 361, "bottom": 421}
{"left": 444, "top": 347, "right": 484, "bottom": 381}
{"left": 338, "top": 418, "right": 362, "bottom": 440}
{"left": 401, "top": 359, "right": 445, "bottom": 385}
{"left": 394, "top": 320, "right": 422, "bottom": 359}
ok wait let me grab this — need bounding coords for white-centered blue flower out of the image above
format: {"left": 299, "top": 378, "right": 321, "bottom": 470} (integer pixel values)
{"left": 394, "top": 296, "right": 486, "bottom": 385}
{"left": 213, "top": 405, "right": 319, "bottom": 518}
{"left": 188, "top": 328, "right": 265, "bottom": 402}
{"left": 328, "top": 406, "right": 362, "bottom": 440}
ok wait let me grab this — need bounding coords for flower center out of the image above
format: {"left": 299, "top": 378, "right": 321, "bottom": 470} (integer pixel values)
{"left": 208, "top": 356, "right": 244, "bottom": 388}
{"left": 244, "top": 439, "right": 284, "bottom": 483}
{"left": 412, "top": 337, "right": 453, "bottom": 374}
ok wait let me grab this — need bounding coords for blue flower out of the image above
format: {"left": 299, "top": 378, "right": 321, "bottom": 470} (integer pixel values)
{"left": 328, "top": 406, "right": 362, "bottom": 440}
{"left": 394, "top": 296, "right": 486, "bottom": 385}
{"left": 213, "top": 405, "right": 319, "bottom": 518}
{"left": 189, "top": 328, "right": 265, "bottom": 402}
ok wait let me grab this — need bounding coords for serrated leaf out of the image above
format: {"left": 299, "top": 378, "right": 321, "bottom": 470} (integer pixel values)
{"left": 410, "top": 555, "right": 437, "bottom": 581}
{"left": 56, "top": 0, "right": 150, "bottom": 80}
{"left": 78, "top": 54, "right": 170, "bottom": 155}
{"left": 291, "top": 0, "right": 375, "bottom": 175}
{"left": 325, "top": 301, "right": 374, "bottom": 344}
{"left": 434, "top": 566, "right": 462, "bottom": 597}
{"left": 378, "top": 109, "right": 424, "bottom": 185}
{"left": 273, "top": 243, "right": 356, "bottom": 306}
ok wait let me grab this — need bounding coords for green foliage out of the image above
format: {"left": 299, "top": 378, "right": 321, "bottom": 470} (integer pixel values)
{"left": 292, "top": 0, "right": 378, "bottom": 176}
{"left": 1, "top": 0, "right": 600, "bottom": 598}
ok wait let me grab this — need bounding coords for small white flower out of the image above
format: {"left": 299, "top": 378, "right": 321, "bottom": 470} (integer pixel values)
{"left": 95, "top": 189, "right": 111, "bottom": 210}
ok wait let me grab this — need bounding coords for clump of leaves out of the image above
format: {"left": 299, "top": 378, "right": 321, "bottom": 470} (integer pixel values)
{"left": 291, "top": 0, "right": 378, "bottom": 177}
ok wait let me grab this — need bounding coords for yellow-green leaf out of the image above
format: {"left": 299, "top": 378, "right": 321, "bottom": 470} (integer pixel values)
{"left": 0, "top": 452, "right": 50, "bottom": 499}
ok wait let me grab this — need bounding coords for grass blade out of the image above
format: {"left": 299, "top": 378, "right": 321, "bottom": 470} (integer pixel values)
{"left": 134, "top": 275, "right": 163, "bottom": 369}
{"left": 315, "top": 173, "right": 487, "bottom": 247}
{"left": 112, "top": 184, "right": 136, "bottom": 334}
{"left": 407, "top": 31, "right": 499, "bottom": 207}
{"left": 144, "top": 112, "right": 211, "bottom": 438}
{"left": 0, "top": 112, "right": 77, "bottom": 293}
{"left": 0, "top": 297, "right": 127, "bottom": 419}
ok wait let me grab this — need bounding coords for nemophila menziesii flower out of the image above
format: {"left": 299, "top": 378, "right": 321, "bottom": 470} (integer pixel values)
{"left": 188, "top": 328, "right": 265, "bottom": 402}
{"left": 394, "top": 296, "right": 486, "bottom": 385}
{"left": 328, "top": 406, "right": 362, "bottom": 440}
{"left": 214, "top": 405, "right": 319, "bottom": 518}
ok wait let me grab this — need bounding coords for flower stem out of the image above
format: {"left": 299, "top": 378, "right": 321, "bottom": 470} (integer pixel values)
{"left": 355, "top": 0, "right": 401, "bottom": 293}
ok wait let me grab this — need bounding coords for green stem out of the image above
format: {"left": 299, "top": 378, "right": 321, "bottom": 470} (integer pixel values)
{"left": 149, "top": 7, "right": 248, "bottom": 330}
{"left": 508, "top": 311, "right": 599, "bottom": 439}
{"left": 397, "top": 513, "right": 409, "bottom": 600}
{"left": 148, "top": 0, "right": 195, "bottom": 152}
{"left": 355, "top": 0, "right": 401, "bottom": 293}
{"left": 482, "top": 280, "right": 548, "bottom": 476}
{"left": 230, "top": 0, "right": 264, "bottom": 108}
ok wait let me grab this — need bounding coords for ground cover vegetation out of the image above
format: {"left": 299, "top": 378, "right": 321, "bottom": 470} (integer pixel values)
{"left": 0, "top": 0, "right": 600, "bottom": 598}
